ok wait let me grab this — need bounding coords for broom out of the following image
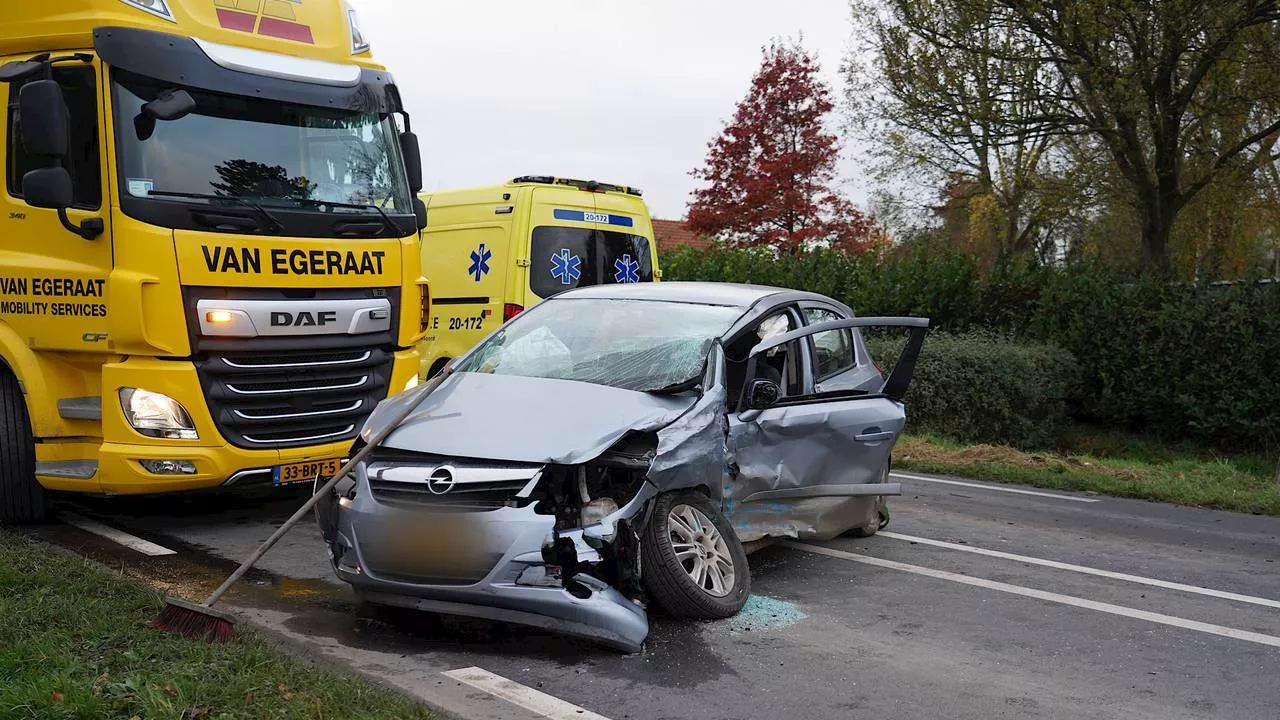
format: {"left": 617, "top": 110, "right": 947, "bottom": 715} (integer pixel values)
{"left": 152, "top": 379, "right": 439, "bottom": 641}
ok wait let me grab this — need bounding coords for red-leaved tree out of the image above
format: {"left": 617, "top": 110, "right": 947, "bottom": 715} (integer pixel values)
{"left": 687, "top": 41, "right": 878, "bottom": 253}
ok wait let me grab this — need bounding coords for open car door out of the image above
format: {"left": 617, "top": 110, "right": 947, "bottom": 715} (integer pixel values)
{"left": 723, "top": 317, "right": 929, "bottom": 541}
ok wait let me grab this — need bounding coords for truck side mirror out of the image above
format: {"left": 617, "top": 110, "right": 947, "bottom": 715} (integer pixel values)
{"left": 400, "top": 130, "right": 423, "bottom": 193}
{"left": 134, "top": 89, "right": 196, "bottom": 141}
{"left": 22, "top": 167, "right": 73, "bottom": 209}
{"left": 18, "top": 79, "right": 69, "bottom": 158}
{"left": 413, "top": 196, "right": 427, "bottom": 231}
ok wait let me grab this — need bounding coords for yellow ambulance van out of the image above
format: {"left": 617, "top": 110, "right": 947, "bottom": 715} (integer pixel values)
{"left": 419, "top": 176, "right": 660, "bottom": 377}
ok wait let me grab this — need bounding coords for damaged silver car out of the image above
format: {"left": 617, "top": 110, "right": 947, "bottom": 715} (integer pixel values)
{"left": 315, "top": 282, "right": 928, "bottom": 652}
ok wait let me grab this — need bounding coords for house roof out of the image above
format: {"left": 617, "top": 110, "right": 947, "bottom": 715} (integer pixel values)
{"left": 651, "top": 219, "right": 713, "bottom": 252}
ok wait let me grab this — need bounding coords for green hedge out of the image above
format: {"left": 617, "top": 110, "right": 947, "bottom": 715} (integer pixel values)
{"left": 868, "top": 333, "right": 1077, "bottom": 449}
{"left": 663, "top": 245, "right": 1280, "bottom": 450}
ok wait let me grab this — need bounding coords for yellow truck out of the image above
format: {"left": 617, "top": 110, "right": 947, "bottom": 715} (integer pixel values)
{"left": 0, "top": 0, "right": 430, "bottom": 522}
{"left": 419, "top": 176, "right": 659, "bottom": 378}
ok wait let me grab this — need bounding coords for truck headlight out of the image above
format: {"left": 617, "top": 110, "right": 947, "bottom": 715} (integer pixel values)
{"left": 119, "top": 388, "right": 198, "bottom": 440}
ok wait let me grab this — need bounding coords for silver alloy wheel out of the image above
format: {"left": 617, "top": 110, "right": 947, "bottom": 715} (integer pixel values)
{"left": 667, "top": 503, "right": 736, "bottom": 597}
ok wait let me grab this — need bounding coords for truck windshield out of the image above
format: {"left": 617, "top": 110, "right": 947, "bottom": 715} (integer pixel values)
{"left": 111, "top": 70, "right": 412, "bottom": 216}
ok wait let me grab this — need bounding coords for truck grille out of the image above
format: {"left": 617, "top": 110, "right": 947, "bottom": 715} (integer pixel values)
{"left": 197, "top": 349, "right": 393, "bottom": 449}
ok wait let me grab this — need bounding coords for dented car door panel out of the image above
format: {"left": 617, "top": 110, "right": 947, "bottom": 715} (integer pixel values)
{"left": 724, "top": 396, "right": 904, "bottom": 542}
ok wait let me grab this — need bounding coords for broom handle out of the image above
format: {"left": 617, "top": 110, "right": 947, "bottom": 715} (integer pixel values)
{"left": 201, "top": 384, "right": 435, "bottom": 608}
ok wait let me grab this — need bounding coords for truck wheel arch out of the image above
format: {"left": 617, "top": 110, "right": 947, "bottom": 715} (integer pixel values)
{"left": 0, "top": 322, "right": 69, "bottom": 438}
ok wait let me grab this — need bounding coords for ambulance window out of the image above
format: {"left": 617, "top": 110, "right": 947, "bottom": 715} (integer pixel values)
{"left": 529, "top": 227, "right": 653, "bottom": 298}
{"left": 6, "top": 67, "right": 102, "bottom": 210}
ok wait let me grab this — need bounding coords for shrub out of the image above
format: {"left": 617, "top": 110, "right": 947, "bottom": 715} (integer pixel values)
{"left": 868, "top": 332, "right": 1078, "bottom": 449}
{"left": 661, "top": 245, "right": 1280, "bottom": 450}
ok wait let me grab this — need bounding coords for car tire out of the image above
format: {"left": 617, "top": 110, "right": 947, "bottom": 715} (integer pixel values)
{"left": 0, "top": 370, "right": 46, "bottom": 525}
{"left": 641, "top": 490, "right": 750, "bottom": 619}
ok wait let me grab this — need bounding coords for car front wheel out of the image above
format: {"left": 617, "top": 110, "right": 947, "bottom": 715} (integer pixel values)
{"left": 641, "top": 491, "right": 749, "bottom": 619}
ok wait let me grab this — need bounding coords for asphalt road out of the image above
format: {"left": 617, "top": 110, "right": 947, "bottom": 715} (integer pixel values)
{"left": 37, "top": 471, "right": 1280, "bottom": 720}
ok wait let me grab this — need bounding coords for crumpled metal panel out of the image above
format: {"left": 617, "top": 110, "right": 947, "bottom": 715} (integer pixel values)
{"left": 724, "top": 398, "right": 903, "bottom": 542}
{"left": 361, "top": 371, "right": 694, "bottom": 465}
{"left": 645, "top": 345, "right": 730, "bottom": 495}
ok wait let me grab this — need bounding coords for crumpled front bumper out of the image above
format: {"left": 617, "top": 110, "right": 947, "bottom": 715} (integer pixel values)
{"left": 321, "top": 465, "right": 650, "bottom": 652}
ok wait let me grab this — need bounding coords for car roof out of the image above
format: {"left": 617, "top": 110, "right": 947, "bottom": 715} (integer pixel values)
{"left": 553, "top": 281, "right": 805, "bottom": 308}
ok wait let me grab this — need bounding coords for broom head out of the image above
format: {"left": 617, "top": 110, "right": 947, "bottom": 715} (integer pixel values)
{"left": 152, "top": 597, "right": 236, "bottom": 643}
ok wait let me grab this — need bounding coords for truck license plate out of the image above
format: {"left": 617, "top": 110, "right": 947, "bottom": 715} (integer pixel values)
{"left": 273, "top": 458, "right": 342, "bottom": 486}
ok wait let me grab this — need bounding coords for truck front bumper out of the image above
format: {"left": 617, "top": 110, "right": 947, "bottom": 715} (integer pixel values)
{"left": 35, "top": 349, "right": 420, "bottom": 495}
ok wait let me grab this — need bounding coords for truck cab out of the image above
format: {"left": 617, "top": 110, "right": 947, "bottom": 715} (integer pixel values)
{"left": 0, "top": 0, "right": 429, "bottom": 522}
{"left": 419, "top": 176, "right": 659, "bottom": 378}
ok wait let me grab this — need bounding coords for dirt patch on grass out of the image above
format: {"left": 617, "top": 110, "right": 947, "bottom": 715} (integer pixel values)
{"left": 896, "top": 436, "right": 1141, "bottom": 480}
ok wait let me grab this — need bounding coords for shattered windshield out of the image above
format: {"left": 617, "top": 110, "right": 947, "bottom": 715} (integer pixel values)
{"left": 454, "top": 298, "right": 740, "bottom": 392}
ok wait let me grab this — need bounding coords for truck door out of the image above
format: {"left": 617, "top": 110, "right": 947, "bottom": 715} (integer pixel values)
{"left": 0, "top": 57, "right": 113, "bottom": 354}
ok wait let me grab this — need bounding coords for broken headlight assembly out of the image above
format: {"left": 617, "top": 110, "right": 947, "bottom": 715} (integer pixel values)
{"left": 533, "top": 432, "right": 657, "bottom": 531}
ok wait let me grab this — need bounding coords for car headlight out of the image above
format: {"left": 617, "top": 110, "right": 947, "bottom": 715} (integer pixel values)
{"left": 119, "top": 388, "right": 198, "bottom": 440}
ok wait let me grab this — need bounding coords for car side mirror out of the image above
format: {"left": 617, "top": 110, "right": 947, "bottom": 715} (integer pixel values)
{"left": 22, "top": 166, "right": 73, "bottom": 208}
{"left": 746, "top": 379, "right": 780, "bottom": 410}
{"left": 19, "top": 79, "right": 69, "bottom": 158}
{"left": 134, "top": 89, "right": 196, "bottom": 141}
{"left": 400, "top": 130, "right": 423, "bottom": 193}
{"left": 413, "top": 196, "right": 427, "bottom": 231}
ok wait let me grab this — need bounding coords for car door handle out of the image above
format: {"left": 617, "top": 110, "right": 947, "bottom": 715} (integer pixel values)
{"left": 855, "top": 430, "right": 895, "bottom": 442}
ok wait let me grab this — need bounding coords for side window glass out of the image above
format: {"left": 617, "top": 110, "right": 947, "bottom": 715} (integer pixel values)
{"left": 7, "top": 66, "right": 101, "bottom": 209}
{"left": 804, "top": 307, "right": 855, "bottom": 380}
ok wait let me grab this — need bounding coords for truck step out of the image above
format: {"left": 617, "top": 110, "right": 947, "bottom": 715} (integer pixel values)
{"left": 57, "top": 397, "right": 102, "bottom": 421}
{"left": 35, "top": 460, "right": 98, "bottom": 480}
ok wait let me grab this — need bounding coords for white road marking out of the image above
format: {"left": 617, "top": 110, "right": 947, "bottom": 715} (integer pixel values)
{"left": 879, "top": 531, "right": 1280, "bottom": 610}
{"left": 61, "top": 513, "right": 176, "bottom": 557}
{"left": 891, "top": 471, "right": 1101, "bottom": 503}
{"left": 785, "top": 542, "right": 1280, "bottom": 649}
{"left": 443, "top": 667, "right": 612, "bottom": 720}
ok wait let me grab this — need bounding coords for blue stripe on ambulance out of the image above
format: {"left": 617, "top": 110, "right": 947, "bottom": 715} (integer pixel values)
{"left": 552, "top": 209, "right": 635, "bottom": 228}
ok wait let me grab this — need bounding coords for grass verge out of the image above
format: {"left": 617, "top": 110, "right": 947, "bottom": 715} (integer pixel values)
{"left": 0, "top": 531, "right": 435, "bottom": 720}
{"left": 894, "top": 432, "right": 1280, "bottom": 515}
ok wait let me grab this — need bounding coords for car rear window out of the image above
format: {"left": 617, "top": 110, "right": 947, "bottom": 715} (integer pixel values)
{"left": 530, "top": 226, "right": 654, "bottom": 298}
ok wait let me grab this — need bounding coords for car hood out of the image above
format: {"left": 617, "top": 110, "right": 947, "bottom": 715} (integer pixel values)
{"left": 363, "top": 372, "right": 698, "bottom": 464}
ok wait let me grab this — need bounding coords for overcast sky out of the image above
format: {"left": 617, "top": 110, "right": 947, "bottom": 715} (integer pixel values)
{"left": 349, "top": 0, "right": 864, "bottom": 220}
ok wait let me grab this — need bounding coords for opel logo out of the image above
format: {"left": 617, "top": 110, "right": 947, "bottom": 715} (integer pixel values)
{"left": 427, "top": 467, "right": 456, "bottom": 495}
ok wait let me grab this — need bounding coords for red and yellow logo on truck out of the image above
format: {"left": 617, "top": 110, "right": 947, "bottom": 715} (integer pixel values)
{"left": 214, "top": 0, "right": 314, "bottom": 44}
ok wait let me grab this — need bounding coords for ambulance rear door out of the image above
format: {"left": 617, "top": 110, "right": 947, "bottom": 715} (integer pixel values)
{"left": 525, "top": 188, "right": 655, "bottom": 304}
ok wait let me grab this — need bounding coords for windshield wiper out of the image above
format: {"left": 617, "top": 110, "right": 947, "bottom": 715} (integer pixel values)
{"left": 147, "top": 190, "right": 285, "bottom": 233}
{"left": 288, "top": 198, "right": 405, "bottom": 237}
